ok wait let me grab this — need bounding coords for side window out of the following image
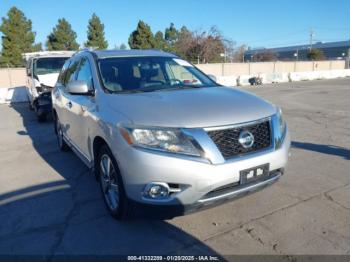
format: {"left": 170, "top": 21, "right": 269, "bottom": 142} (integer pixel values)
{"left": 76, "top": 57, "right": 94, "bottom": 90}
{"left": 64, "top": 60, "right": 80, "bottom": 85}
{"left": 57, "top": 60, "right": 70, "bottom": 85}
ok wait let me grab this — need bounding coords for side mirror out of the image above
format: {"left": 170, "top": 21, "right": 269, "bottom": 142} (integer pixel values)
{"left": 208, "top": 74, "right": 217, "bottom": 82}
{"left": 67, "top": 80, "right": 90, "bottom": 95}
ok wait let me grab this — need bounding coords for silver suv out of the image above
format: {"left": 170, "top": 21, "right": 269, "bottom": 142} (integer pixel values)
{"left": 52, "top": 49, "right": 290, "bottom": 220}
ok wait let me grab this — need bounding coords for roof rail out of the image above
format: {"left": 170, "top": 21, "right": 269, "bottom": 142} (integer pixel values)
{"left": 72, "top": 47, "right": 100, "bottom": 56}
{"left": 143, "top": 48, "right": 165, "bottom": 52}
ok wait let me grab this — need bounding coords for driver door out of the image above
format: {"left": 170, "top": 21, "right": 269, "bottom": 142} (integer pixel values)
{"left": 64, "top": 56, "right": 95, "bottom": 162}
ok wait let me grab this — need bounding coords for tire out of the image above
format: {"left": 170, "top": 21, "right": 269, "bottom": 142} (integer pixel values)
{"left": 55, "top": 117, "right": 70, "bottom": 151}
{"left": 97, "top": 145, "right": 130, "bottom": 220}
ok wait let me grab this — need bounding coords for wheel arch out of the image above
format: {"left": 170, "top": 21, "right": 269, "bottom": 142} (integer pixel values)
{"left": 92, "top": 136, "right": 109, "bottom": 180}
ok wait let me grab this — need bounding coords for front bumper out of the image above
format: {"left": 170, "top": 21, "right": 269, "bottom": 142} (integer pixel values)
{"left": 128, "top": 169, "right": 283, "bottom": 219}
{"left": 114, "top": 127, "right": 290, "bottom": 216}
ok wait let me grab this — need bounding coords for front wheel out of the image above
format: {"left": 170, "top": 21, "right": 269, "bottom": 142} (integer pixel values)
{"left": 97, "top": 145, "right": 130, "bottom": 220}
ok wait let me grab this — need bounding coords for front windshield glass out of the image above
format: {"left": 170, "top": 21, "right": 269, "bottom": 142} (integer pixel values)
{"left": 98, "top": 56, "right": 218, "bottom": 93}
{"left": 34, "top": 57, "right": 69, "bottom": 75}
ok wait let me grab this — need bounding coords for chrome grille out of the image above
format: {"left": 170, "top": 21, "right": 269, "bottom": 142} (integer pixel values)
{"left": 207, "top": 120, "right": 271, "bottom": 159}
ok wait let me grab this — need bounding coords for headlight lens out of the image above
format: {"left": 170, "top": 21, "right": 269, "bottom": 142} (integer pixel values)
{"left": 274, "top": 107, "right": 287, "bottom": 149}
{"left": 120, "top": 127, "right": 201, "bottom": 157}
{"left": 277, "top": 107, "right": 286, "bottom": 134}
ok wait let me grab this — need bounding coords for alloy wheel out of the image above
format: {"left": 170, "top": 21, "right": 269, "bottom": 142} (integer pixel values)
{"left": 100, "top": 154, "right": 120, "bottom": 211}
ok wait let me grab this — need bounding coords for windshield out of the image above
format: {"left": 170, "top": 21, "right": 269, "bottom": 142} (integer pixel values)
{"left": 98, "top": 56, "right": 218, "bottom": 93}
{"left": 34, "top": 57, "right": 69, "bottom": 75}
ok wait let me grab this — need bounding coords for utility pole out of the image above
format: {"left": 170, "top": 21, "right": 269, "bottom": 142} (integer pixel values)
{"left": 309, "top": 28, "right": 314, "bottom": 51}
{"left": 224, "top": 48, "right": 227, "bottom": 63}
{"left": 7, "top": 64, "right": 13, "bottom": 89}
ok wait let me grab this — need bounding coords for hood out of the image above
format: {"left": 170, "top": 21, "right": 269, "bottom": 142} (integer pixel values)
{"left": 37, "top": 73, "right": 59, "bottom": 87}
{"left": 107, "top": 87, "right": 277, "bottom": 128}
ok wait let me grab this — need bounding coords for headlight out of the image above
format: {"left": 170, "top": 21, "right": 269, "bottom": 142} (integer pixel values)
{"left": 119, "top": 126, "right": 202, "bottom": 157}
{"left": 277, "top": 107, "right": 286, "bottom": 134}
{"left": 274, "top": 107, "right": 287, "bottom": 149}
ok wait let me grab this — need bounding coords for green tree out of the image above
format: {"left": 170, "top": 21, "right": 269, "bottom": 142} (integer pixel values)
{"left": 128, "top": 20, "right": 155, "bottom": 49}
{"left": 46, "top": 18, "right": 79, "bottom": 51}
{"left": 0, "top": 7, "right": 38, "bottom": 67}
{"left": 85, "top": 13, "right": 108, "bottom": 49}
{"left": 32, "top": 43, "right": 43, "bottom": 52}
{"left": 119, "top": 43, "right": 127, "bottom": 50}
{"left": 164, "top": 23, "right": 178, "bottom": 48}
{"left": 307, "top": 48, "right": 325, "bottom": 60}
{"left": 174, "top": 26, "right": 193, "bottom": 59}
{"left": 154, "top": 31, "right": 168, "bottom": 50}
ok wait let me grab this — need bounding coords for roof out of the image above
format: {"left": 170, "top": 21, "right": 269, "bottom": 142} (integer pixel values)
{"left": 91, "top": 49, "right": 178, "bottom": 59}
{"left": 246, "top": 40, "right": 350, "bottom": 55}
{"left": 22, "top": 51, "right": 75, "bottom": 61}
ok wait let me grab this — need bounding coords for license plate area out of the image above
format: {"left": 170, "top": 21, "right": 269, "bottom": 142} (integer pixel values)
{"left": 240, "top": 164, "right": 270, "bottom": 185}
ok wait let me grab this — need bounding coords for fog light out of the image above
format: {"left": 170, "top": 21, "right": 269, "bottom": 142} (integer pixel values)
{"left": 144, "top": 183, "right": 170, "bottom": 199}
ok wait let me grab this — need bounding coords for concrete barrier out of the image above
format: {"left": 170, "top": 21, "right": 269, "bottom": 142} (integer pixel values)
{"left": 289, "top": 72, "right": 311, "bottom": 81}
{"left": 289, "top": 69, "right": 350, "bottom": 82}
{"left": 0, "top": 86, "right": 28, "bottom": 104}
{"left": 231, "top": 72, "right": 290, "bottom": 86}
{"left": 262, "top": 73, "right": 289, "bottom": 84}
{"left": 237, "top": 75, "right": 253, "bottom": 86}
{"left": 224, "top": 69, "right": 350, "bottom": 87}
{"left": 216, "top": 75, "right": 237, "bottom": 87}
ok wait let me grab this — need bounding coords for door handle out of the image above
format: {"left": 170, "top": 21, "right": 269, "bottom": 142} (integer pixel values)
{"left": 66, "top": 101, "right": 72, "bottom": 109}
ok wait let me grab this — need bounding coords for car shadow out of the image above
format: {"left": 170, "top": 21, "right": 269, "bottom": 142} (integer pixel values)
{"left": 1, "top": 102, "right": 221, "bottom": 257}
{"left": 292, "top": 141, "right": 350, "bottom": 160}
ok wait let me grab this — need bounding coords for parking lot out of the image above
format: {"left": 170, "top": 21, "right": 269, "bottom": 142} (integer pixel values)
{"left": 0, "top": 78, "right": 349, "bottom": 257}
